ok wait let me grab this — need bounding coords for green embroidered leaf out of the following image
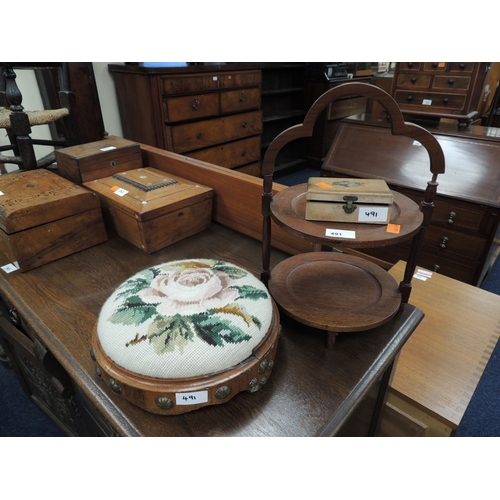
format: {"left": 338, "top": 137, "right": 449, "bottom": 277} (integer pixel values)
{"left": 114, "top": 268, "right": 162, "bottom": 300}
{"left": 190, "top": 314, "right": 251, "bottom": 346}
{"left": 252, "top": 315, "right": 262, "bottom": 329}
{"left": 148, "top": 315, "right": 193, "bottom": 354}
{"left": 231, "top": 285, "right": 268, "bottom": 301}
{"left": 108, "top": 295, "right": 160, "bottom": 325}
{"left": 212, "top": 262, "right": 248, "bottom": 280}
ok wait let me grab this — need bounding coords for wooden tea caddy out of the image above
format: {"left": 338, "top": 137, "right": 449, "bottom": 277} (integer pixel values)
{"left": 84, "top": 167, "right": 214, "bottom": 253}
{"left": 55, "top": 137, "right": 142, "bottom": 184}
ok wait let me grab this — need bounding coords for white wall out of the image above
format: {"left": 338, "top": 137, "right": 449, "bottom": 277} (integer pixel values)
{"left": 92, "top": 62, "right": 123, "bottom": 137}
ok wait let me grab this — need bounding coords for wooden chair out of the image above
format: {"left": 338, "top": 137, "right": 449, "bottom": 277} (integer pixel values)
{"left": 261, "top": 82, "right": 445, "bottom": 349}
{"left": 0, "top": 63, "right": 78, "bottom": 172}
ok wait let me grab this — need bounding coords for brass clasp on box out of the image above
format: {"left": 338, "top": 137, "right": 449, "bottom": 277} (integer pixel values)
{"left": 342, "top": 196, "right": 358, "bottom": 214}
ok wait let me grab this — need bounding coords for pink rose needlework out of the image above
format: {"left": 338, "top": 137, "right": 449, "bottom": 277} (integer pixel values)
{"left": 107, "top": 259, "right": 269, "bottom": 355}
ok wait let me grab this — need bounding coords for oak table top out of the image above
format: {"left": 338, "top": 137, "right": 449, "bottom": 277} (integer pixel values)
{"left": 0, "top": 224, "right": 423, "bottom": 436}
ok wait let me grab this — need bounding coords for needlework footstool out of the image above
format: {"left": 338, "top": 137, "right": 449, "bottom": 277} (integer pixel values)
{"left": 91, "top": 259, "right": 280, "bottom": 414}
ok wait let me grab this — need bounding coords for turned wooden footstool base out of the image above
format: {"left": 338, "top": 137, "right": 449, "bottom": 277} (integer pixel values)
{"left": 91, "top": 259, "right": 280, "bottom": 415}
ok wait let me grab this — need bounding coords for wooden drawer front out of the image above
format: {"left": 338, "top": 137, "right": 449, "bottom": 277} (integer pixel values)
{"left": 449, "top": 62, "right": 475, "bottom": 73}
{"left": 432, "top": 76, "right": 471, "bottom": 92}
{"left": 414, "top": 251, "right": 477, "bottom": 284}
{"left": 422, "top": 226, "right": 486, "bottom": 261}
{"left": 361, "top": 246, "right": 477, "bottom": 284}
{"left": 161, "top": 75, "right": 219, "bottom": 94}
{"left": 219, "top": 70, "right": 262, "bottom": 89}
{"left": 167, "top": 110, "right": 262, "bottom": 153}
{"left": 399, "top": 63, "right": 422, "bottom": 71}
{"left": 395, "top": 188, "right": 490, "bottom": 235}
{"left": 432, "top": 198, "right": 490, "bottom": 234}
{"left": 395, "top": 90, "right": 466, "bottom": 110}
{"left": 423, "top": 62, "right": 448, "bottom": 72}
{"left": 163, "top": 92, "right": 220, "bottom": 122}
{"left": 187, "top": 136, "right": 261, "bottom": 168}
{"left": 220, "top": 87, "right": 261, "bottom": 114}
{"left": 396, "top": 74, "right": 431, "bottom": 89}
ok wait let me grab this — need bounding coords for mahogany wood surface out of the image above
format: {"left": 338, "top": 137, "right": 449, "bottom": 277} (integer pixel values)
{"left": 259, "top": 83, "right": 443, "bottom": 338}
{"left": 270, "top": 184, "right": 423, "bottom": 248}
{"left": 324, "top": 116, "right": 500, "bottom": 207}
{"left": 322, "top": 115, "right": 500, "bottom": 285}
{"left": 0, "top": 224, "right": 423, "bottom": 436}
{"left": 109, "top": 64, "right": 264, "bottom": 174}
{"left": 268, "top": 252, "right": 401, "bottom": 332}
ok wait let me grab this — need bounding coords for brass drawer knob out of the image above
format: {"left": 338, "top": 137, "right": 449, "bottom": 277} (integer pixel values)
{"left": 447, "top": 211, "right": 456, "bottom": 224}
{"left": 440, "top": 236, "right": 449, "bottom": 249}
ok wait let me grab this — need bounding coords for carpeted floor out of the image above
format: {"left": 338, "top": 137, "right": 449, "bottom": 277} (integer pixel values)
{"left": 0, "top": 360, "right": 64, "bottom": 437}
{"left": 454, "top": 248, "right": 500, "bottom": 436}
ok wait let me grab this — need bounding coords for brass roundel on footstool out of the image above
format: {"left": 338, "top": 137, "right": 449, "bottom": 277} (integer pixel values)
{"left": 91, "top": 259, "right": 280, "bottom": 415}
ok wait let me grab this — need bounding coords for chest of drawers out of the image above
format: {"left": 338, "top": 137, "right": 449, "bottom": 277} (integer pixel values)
{"left": 391, "top": 62, "right": 489, "bottom": 128}
{"left": 109, "top": 64, "right": 263, "bottom": 176}
{"left": 320, "top": 116, "right": 500, "bottom": 285}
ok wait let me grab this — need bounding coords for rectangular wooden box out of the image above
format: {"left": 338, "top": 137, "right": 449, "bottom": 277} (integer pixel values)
{"left": 83, "top": 167, "right": 214, "bottom": 253}
{"left": 305, "top": 177, "right": 394, "bottom": 224}
{"left": 0, "top": 169, "right": 107, "bottom": 272}
{"left": 55, "top": 137, "right": 143, "bottom": 184}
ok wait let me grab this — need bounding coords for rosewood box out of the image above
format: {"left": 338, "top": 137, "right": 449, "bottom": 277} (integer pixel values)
{"left": 305, "top": 177, "right": 394, "bottom": 224}
{"left": 84, "top": 167, "right": 214, "bottom": 253}
{"left": 55, "top": 137, "right": 143, "bottom": 184}
{"left": 0, "top": 169, "right": 107, "bottom": 272}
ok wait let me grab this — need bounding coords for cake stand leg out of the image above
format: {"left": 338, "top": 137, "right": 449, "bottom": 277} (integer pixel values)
{"left": 326, "top": 331, "right": 338, "bottom": 350}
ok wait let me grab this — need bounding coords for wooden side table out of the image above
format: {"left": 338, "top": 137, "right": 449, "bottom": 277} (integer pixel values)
{"left": 379, "top": 260, "right": 500, "bottom": 436}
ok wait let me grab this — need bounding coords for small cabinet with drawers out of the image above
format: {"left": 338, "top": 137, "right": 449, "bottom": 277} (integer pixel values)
{"left": 391, "top": 62, "right": 489, "bottom": 127}
{"left": 109, "top": 63, "right": 263, "bottom": 176}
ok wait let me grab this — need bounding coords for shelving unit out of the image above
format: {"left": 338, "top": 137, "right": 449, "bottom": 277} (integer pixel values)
{"left": 261, "top": 63, "right": 307, "bottom": 177}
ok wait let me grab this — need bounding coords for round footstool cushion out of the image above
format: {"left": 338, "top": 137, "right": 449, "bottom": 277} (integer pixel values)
{"left": 91, "top": 259, "right": 280, "bottom": 414}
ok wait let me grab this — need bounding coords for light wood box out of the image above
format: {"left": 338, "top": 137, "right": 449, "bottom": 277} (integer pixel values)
{"left": 378, "top": 260, "right": 500, "bottom": 436}
{"left": 55, "top": 137, "right": 143, "bottom": 184}
{"left": 305, "top": 177, "right": 393, "bottom": 224}
{"left": 0, "top": 169, "right": 107, "bottom": 272}
{"left": 84, "top": 167, "right": 213, "bottom": 253}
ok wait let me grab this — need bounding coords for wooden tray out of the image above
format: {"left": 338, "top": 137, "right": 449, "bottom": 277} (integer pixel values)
{"left": 269, "top": 252, "right": 401, "bottom": 335}
{"left": 271, "top": 183, "right": 423, "bottom": 248}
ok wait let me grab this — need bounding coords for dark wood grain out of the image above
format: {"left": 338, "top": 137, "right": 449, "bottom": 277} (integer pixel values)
{"left": 0, "top": 224, "right": 422, "bottom": 436}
